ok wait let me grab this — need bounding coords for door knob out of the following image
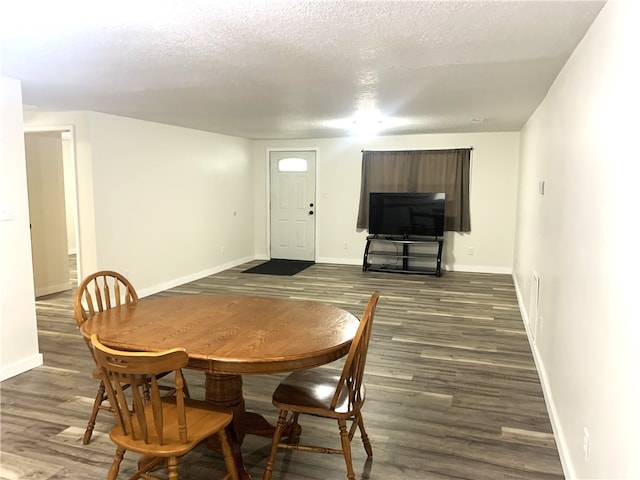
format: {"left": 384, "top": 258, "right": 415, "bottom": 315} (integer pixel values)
{"left": 309, "top": 211, "right": 314, "bottom": 215}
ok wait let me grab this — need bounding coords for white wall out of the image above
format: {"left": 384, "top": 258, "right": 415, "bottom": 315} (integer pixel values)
{"left": 0, "top": 76, "right": 43, "bottom": 380}
{"left": 89, "top": 113, "right": 255, "bottom": 294}
{"left": 24, "top": 111, "right": 256, "bottom": 296}
{"left": 253, "top": 132, "right": 520, "bottom": 273}
{"left": 514, "top": 1, "right": 640, "bottom": 478}
{"left": 62, "top": 134, "right": 78, "bottom": 254}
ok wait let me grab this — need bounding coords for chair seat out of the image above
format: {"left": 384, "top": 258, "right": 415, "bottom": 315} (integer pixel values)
{"left": 273, "top": 369, "right": 365, "bottom": 417}
{"left": 110, "top": 397, "right": 233, "bottom": 457}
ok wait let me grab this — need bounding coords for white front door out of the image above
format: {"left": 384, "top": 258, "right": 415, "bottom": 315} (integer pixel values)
{"left": 269, "top": 151, "right": 316, "bottom": 261}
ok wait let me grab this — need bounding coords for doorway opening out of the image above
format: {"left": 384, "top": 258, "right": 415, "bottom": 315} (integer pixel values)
{"left": 24, "top": 127, "right": 80, "bottom": 296}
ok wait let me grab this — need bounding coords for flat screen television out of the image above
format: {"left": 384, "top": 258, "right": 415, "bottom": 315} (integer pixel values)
{"left": 369, "top": 192, "right": 445, "bottom": 237}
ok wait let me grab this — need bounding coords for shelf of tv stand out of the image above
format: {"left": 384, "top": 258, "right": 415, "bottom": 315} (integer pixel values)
{"left": 363, "top": 235, "right": 444, "bottom": 277}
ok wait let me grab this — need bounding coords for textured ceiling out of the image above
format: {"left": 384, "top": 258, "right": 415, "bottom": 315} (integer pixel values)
{"left": 1, "top": 0, "right": 605, "bottom": 139}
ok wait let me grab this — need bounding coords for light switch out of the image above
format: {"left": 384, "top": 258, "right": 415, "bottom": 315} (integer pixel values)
{"left": 0, "top": 203, "right": 14, "bottom": 221}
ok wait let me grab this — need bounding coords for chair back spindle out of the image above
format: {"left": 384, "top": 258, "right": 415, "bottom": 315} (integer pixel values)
{"left": 91, "top": 334, "right": 189, "bottom": 446}
{"left": 75, "top": 270, "right": 138, "bottom": 326}
{"left": 330, "top": 292, "right": 378, "bottom": 411}
{"left": 91, "top": 335, "right": 238, "bottom": 479}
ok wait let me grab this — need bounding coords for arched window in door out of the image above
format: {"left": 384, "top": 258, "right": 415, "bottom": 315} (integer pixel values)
{"left": 278, "top": 157, "right": 308, "bottom": 172}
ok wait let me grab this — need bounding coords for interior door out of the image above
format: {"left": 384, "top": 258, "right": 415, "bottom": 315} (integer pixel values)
{"left": 25, "top": 131, "right": 71, "bottom": 296}
{"left": 269, "top": 151, "right": 316, "bottom": 261}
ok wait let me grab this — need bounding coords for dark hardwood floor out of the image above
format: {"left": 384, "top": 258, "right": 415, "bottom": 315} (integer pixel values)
{"left": 0, "top": 259, "right": 564, "bottom": 480}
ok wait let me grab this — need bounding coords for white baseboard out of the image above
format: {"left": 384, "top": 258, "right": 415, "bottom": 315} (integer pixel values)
{"left": 316, "top": 257, "right": 362, "bottom": 266}
{"left": 0, "top": 353, "right": 44, "bottom": 382}
{"left": 137, "top": 255, "right": 255, "bottom": 298}
{"left": 446, "top": 264, "right": 512, "bottom": 274}
{"left": 512, "top": 272, "right": 572, "bottom": 479}
{"left": 314, "top": 258, "right": 512, "bottom": 272}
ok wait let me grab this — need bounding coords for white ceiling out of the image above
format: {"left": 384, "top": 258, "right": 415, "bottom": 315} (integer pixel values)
{"left": 1, "top": 0, "right": 605, "bottom": 140}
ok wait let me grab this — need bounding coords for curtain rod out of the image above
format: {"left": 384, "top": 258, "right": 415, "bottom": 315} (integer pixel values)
{"left": 361, "top": 147, "right": 473, "bottom": 152}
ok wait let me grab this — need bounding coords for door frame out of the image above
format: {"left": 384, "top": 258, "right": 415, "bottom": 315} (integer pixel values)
{"left": 24, "top": 125, "right": 82, "bottom": 287}
{"left": 265, "top": 147, "right": 319, "bottom": 261}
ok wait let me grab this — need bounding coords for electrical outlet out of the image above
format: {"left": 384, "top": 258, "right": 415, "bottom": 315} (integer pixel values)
{"left": 344, "top": 242, "right": 349, "bottom": 250}
{"left": 583, "top": 427, "right": 590, "bottom": 461}
{"left": 467, "top": 247, "right": 474, "bottom": 256}
{"left": 221, "top": 246, "right": 225, "bottom": 255}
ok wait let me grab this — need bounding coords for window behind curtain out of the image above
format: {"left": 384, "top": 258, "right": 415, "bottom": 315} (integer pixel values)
{"left": 356, "top": 149, "right": 471, "bottom": 232}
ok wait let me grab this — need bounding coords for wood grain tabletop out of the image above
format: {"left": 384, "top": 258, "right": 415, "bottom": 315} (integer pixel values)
{"left": 80, "top": 294, "right": 360, "bottom": 375}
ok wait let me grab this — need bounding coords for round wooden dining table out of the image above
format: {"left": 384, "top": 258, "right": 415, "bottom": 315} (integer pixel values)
{"left": 79, "top": 294, "right": 360, "bottom": 479}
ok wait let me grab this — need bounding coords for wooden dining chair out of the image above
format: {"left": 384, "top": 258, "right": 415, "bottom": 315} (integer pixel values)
{"left": 91, "top": 334, "right": 238, "bottom": 480}
{"left": 263, "top": 291, "right": 380, "bottom": 480}
{"left": 74, "top": 270, "right": 187, "bottom": 444}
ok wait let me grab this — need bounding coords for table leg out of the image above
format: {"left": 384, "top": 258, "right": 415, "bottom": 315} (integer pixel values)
{"left": 204, "top": 373, "right": 300, "bottom": 479}
{"left": 204, "top": 373, "right": 249, "bottom": 478}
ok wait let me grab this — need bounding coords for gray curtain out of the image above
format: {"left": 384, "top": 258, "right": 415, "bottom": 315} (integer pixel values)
{"left": 356, "top": 149, "right": 471, "bottom": 232}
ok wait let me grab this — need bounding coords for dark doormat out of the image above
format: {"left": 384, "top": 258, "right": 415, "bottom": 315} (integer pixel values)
{"left": 242, "top": 259, "right": 315, "bottom": 276}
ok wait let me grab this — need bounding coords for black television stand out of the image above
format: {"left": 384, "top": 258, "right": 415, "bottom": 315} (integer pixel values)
{"left": 363, "top": 235, "right": 444, "bottom": 276}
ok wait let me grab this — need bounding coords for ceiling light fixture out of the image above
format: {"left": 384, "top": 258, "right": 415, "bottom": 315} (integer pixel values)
{"left": 347, "top": 108, "right": 392, "bottom": 138}
{"left": 350, "top": 117, "right": 384, "bottom": 137}
{"left": 324, "top": 111, "right": 408, "bottom": 137}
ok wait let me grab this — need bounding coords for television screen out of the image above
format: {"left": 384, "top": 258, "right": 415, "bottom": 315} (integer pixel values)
{"left": 369, "top": 192, "right": 445, "bottom": 237}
